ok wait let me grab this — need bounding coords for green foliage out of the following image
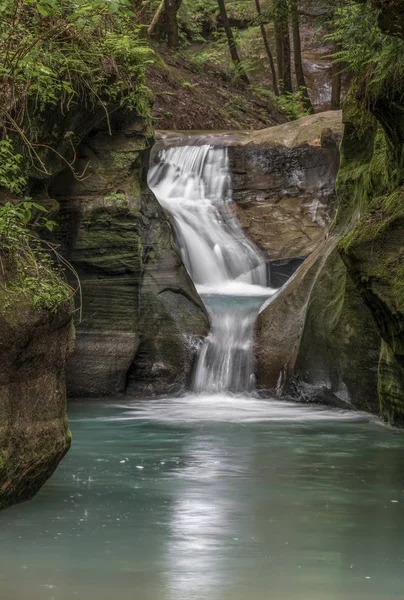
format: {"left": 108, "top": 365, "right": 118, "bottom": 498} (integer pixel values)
{"left": 276, "top": 89, "right": 310, "bottom": 120}
{"left": 0, "top": 138, "right": 26, "bottom": 196}
{"left": 326, "top": 1, "right": 404, "bottom": 106}
{"left": 179, "top": 0, "right": 274, "bottom": 41}
{"left": 188, "top": 45, "right": 226, "bottom": 72}
{"left": 0, "top": 0, "right": 154, "bottom": 174}
{"left": 178, "top": 0, "right": 218, "bottom": 41}
{"left": 0, "top": 201, "right": 72, "bottom": 312}
{"left": 104, "top": 191, "right": 127, "bottom": 202}
{"left": 237, "top": 23, "right": 277, "bottom": 80}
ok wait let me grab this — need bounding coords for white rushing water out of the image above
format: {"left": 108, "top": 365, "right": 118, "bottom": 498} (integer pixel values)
{"left": 148, "top": 141, "right": 276, "bottom": 394}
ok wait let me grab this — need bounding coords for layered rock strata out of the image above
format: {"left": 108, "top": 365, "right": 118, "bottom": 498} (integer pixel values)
{"left": 51, "top": 114, "right": 207, "bottom": 398}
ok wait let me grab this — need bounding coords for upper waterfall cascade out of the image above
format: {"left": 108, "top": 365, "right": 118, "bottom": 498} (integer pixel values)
{"left": 148, "top": 141, "right": 276, "bottom": 394}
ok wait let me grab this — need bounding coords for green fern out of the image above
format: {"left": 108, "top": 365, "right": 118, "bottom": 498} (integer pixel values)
{"left": 326, "top": 1, "right": 404, "bottom": 108}
{"left": 0, "top": 0, "right": 154, "bottom": 168}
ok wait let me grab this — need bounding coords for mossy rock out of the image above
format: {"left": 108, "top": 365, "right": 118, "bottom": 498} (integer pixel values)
{"left": 378, "top": 340, "right": 404, "bottom": 427}
{"left": 293, "top": 249, "right": 380, "bottom": 412}
{"left": 336, "top": 45, "right": 404, "bottom": 425}
{"left": 0, "top": 283, "right": 74, "bottom": 510}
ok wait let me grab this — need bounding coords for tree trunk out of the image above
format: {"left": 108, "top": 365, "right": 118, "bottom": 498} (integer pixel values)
{"left": 254, "top": 0, "right": 279, "bottom": 96}
{"left": 290, "top": 0, "right": 313, "bottom": 112}
{"left": 331, "top": 57, "right": 342, "bottom": 110}
{"left": 217, "top": 0, "right": 250, "bottom": 85}
{"left": 164, "top": 0, "right": 179, "bottom": 47}
{"left": 148, "top": 2, "right": 165, "bottom": 39}
{"left": 148, "top": 0, "right": 182, "bottom": 45}
{"left": 273, "top": 0, "right": 293, "bottom": 94}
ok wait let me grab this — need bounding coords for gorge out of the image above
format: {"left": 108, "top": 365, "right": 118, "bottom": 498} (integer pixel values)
{"left": 2, "top": 0, "right": 404, "bottom": 597}
{"left": 0, "top": 106, "right": 398, "bottom": 512}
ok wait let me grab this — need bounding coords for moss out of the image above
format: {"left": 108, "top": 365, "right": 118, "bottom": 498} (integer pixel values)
{"left": 104, "top": 192, "right": 127, "bottom": 203}
{"left": 335, "top": 122, "right": 396, "bottom": 229}
{"left": 378, "top": 340, "right": 404, "bottom": 426}
{"left": 0, "top": 451, "right": 9, "bottom": 478}
{"left": 336, "top": 82, "right": 404, "bottom": 425}
{"left": 127, "top": 138, "right": 148, "bottom": 152}
{"left": 126, "top": 177, "right": 141, "bottom": 202}
{"left": 0, "top": 260, "right": 71, "bottom": 315}
{"left": 0, "top": 201, "right": 73, "bottom": 314}
{"left": 339, "top": 188, "right": 404, "bottom": 252}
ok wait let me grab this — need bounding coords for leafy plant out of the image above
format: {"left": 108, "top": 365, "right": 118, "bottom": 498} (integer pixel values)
{"left": 181, "top": 80, "right": 198, "bottom": 88}
{"left": 325, "top": 1, "right": 404, "bottom": 108}
{"left": 276, "top": 89, "right": 310, "bottom": 120}
{"left": 0, "top": 138, "right": 26, "bottom": 196}
{"left": 188, "top": 46, "right": 225, "bottom": 72}
{"left": 178, "top": 0, "right": 218, "bottom": 42}
{"left": 0, "top": 0, "right": 154, "bottom": 177}
{"left": 0, "top": 201, "right": 74, "bottom": 312}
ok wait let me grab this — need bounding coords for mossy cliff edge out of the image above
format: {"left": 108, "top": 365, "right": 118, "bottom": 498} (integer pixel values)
{"left": 0, "top": 249, "right": 74, "bottom": 510}
{"left": 0, "top": 103, "right": 107, "bottom": 509}
{"left": 259, "top": 2, "right": 404, "bottom": 425}
{"left": 334, "top": 1, "right": 404, "bottom": 425}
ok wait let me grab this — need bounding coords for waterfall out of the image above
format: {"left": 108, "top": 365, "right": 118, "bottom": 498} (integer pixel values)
{"left": 148, "top": 140, "right": 275, "bottom": 394}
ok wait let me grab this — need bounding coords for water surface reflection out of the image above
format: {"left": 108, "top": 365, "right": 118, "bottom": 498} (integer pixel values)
{"left": 0, "top": 396, "right": 403, "bottom": 600}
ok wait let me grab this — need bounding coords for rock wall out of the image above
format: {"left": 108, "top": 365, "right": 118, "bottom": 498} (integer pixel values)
{"left": 291, "top": 249, "right": 380, "bottom": 412}
{"left": 248, "top": 111, "right": 382, "bottom": 413}
{"left": 337, "top": 123, "right": 404, "bottom": 423}
{"left": 229, "top": 112, "right": 342, "bottom": 260}
{"left": 51, "top": 113, "right": 207, "bottom": 398}
{"left": 331, "top": 2, "right": 404, "bottom": 424}
{"left": 0, "top": 291, "right": 73, "bottom": 510}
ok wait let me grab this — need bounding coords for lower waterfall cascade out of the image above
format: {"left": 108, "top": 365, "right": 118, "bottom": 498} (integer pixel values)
{"left": 148, "top": 139, "right": 276, "bottom": 394}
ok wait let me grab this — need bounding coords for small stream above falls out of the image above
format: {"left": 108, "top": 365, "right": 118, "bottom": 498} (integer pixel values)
{"left": 148, "top": 139, "right": 276, "bottom": 394}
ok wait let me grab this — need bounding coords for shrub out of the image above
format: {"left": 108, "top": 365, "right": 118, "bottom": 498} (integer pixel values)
{"left": 0, "top": 0, "right": 154, "bottom": 176}
{"left": 0, "top": 200, "right": 73, "bottom": 313}
{"left": 276, "top": 89, "right": 310, "bottom": 120}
